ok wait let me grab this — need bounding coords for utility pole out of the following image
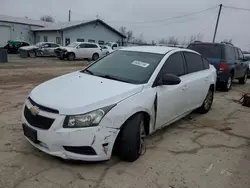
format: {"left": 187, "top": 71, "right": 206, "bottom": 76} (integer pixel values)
{"left": 213, "top": 4, "right": 222, "bottom": 42}
{"left": 68, "top": 10, "right": 71, "bottom": 22}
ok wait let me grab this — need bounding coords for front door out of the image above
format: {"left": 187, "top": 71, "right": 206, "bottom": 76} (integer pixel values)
{"left": 154, "top": 52, "right": 188, "bottom": 128}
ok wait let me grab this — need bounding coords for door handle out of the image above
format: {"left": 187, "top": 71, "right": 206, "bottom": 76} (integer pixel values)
{"left": 182, "top": 85, "right": 188, "bottom": 90}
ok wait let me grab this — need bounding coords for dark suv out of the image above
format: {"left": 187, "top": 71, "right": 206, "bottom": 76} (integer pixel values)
{"left": 187, "top": 42, "right": 248, "bottom": 91}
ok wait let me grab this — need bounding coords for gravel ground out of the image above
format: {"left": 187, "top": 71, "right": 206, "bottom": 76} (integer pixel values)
{"left": 0, "top": 55, "right": 250, "bottom": 188}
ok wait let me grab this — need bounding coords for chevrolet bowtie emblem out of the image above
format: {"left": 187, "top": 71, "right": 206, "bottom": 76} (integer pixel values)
{"left": 30, "top": 106, "right": 39, "bottom": 116}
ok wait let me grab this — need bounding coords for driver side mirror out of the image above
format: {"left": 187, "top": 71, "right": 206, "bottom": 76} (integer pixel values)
{"left": 154, "top": 73, "right": 181, "bottom": 86}
{"left": 76, "top": 46, "right": 80, "bottom": 49}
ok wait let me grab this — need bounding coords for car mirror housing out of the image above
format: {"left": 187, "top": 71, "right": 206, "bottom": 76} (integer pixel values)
{"left": 76, "top": 46, "right": 80, "bottom": 49}
{"left": 155, "top": 73, "right": 181, "bottom": 86}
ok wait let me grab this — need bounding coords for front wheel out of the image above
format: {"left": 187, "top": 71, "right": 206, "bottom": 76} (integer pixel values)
{"left": 67, "top": 53, "right": 75, "bottom": 61}
{"left": 118, "top": 114, "right": 145, "bottom": 162}
{"left": 197, "top": 88, "right": 214, "bottom": 114}
{"left": 28, "top": 51, "right": 36, "bottom": 58}
{"left": 239, "top": 72, "right": 247, "bottom": 84}
{"left": 92, "top": 53, "right": 99, "bottom": 61}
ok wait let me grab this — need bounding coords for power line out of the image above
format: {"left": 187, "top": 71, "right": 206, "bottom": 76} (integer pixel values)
{"left": 223, "top": 5, "right": 250, "bottom": 12}
{"left": 106, "top": 5, "right": 219, "bottom": 25}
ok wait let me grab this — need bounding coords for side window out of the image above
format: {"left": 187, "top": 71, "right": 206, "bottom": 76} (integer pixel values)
{"left": 183, "top": 52, "right": 204, "bottom": 73}
{"left": 202, "top": 58, "right": 209, "bottom": 69}
{"left": 79, "top": 43, "right": 86, "bottom": 48}
{"left": 238, "top": 49, "right": 244, "bottom": 60}
{"left": 234, "top": 48, "right": 239, "bottom": 60}
{"left": 113, "top": 44, "right": 118, "bottom": 48}
{"left": 85, "top": 44, "right": 98, "bottom": 48}
{"left": 50, "top": 43, "right": 59, "bottom": 48}
{"left": 159, "top": 52, "right": 185, "bottom": 76}
{"left": 42, "top": 43, "right": 49, "bottom": 48}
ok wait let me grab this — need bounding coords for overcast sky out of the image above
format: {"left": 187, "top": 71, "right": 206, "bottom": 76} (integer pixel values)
{"left": 1, "top": 0, "right": 250, "bottom": 50}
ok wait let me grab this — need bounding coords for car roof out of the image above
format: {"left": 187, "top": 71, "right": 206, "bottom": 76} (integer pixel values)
{"left": 74, "top": 42, "right": 98, "bottom": 45}
{"left": 120, "top": 46, "right": 196, "bottom": 55}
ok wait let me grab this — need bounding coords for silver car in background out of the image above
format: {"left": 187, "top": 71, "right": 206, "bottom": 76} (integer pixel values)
{"left": 19, "top": 42, "right": 60, "bottom": 57}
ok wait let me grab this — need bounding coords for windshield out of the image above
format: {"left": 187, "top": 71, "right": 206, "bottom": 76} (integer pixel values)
{"left": 35, "top": 42, "right": 44, "bottom": 47}
{"left": 188, "top": 44, "right": 222, "bottom": 59}
{"left": 67, "top": 43, "right": 79, "bottom": 48}
{"left": 83, "top": 50, "right": 163, "bottom": 84}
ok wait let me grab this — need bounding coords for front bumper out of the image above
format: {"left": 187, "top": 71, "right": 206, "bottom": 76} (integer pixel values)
{"left": 21, "top": 99, "right": 119, "bottom": 161}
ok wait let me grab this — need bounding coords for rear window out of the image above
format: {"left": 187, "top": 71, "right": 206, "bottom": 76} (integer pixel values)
{"left": 187, "top": 44, "right": 222, "bottom": 59}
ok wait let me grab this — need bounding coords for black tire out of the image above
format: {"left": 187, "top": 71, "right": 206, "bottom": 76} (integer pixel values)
{"left": 197, "top": 87, "right": 214, "bottom": 114}
{"left": 239, "top": 72, "right": 247, "bottom": 84}
{"left": 222, "top": 74, "right": 232, "bottom": 92}
{"left": 28, "top": 51, "right": 36, "bottom": 58}
{"left": 67, "top": 53, "right": 75, "bottom": 61}
{"left": 118, "top": 114, "right": 145, "bottom": 162}
{"left": 92, "top": 53, "right": 99, "bottom": 61}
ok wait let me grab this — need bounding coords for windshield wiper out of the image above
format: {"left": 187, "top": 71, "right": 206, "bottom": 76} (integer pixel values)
{"left": 82, "top": 69, "right": 94, "bottom": 75}
{"left": 97, "top": 74, "right": 129, "bottom": 83}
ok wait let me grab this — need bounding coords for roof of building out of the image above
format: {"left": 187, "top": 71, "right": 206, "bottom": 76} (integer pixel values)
{"left": 32, "top": 19, "right": 126, "bottom": 38}
{"left": 0, "top": 14, "right": 50, "bottom": 27}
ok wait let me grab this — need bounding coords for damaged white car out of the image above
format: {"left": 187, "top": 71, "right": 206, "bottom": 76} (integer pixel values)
{"left": 22, "top": 46, "right": 216, "bottom": 162}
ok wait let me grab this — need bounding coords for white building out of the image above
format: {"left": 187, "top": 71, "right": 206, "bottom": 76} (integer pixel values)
{"left": 0, "top": 15, "right": 48, "bottom": 46}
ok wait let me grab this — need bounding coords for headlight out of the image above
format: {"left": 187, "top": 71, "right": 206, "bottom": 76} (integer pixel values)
{"left": 63, "top": 104, "right": 116, "bottom": 128}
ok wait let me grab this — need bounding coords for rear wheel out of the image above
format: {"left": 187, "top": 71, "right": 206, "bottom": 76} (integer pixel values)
{"left": 239, "top": 72, "right": 247, "bottom": 84}
{"left": 222, "top": 74, "right": 232, "bottom": 91}
{"left": 28, "top": 51, "right": 36, "bottom": 58}
{"left": 118, "top": 114, "right": 145, "bottom": 162}
{"left": 197, "top": 87, "right": 214, "bottom": 114}
{"left": 67, "top": 53, "right": 75, "bottom": 61}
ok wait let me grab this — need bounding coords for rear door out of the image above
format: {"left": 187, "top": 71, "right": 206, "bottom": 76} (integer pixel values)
{"left": 183, "top": 52, "right": 211, "bottom": 111}
{"left": 75, "top": 43, "right": 88, "bottom": 59}
{"left": 85, "top": 43, "right": 99, "bottom": 58}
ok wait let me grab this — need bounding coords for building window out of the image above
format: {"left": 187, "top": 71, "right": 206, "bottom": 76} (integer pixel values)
{"left": 65, "top": 38, "right": 70, "bottom": 46}
{"left": 56, "top": 37, "right": 61, "bottom": 45}
{"left": 44, "top": 36, "right": 48, "bottom": 42}
{"left": 77, "top": 38, "right": 85, "bottom": 42}
{"left": 88, "top": 39, "right": 95, "bottom": 43}
{"left": 98, "top": 40, "right": 104, "bottom": 45}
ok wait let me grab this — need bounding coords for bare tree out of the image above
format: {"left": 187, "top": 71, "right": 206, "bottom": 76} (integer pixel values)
{"left": 187, "top": 33, "right": 203, "bottom": 44}
{"left": 119, "top": 26, "right": 134, "bottom": 43}
{"left": 40, "top": 15, "right": 55, "bottom": 23}
{"left": 151, "top": 40, "right": 156, "bottom": 45}
{"left": 168, "top": 36, "right": 179, "bottom": 46}
{"left": 158, "top": 38, "right": 168, "bottom": 44}
{"left": 133, "top": 33, "right": 145, "bottom": 44}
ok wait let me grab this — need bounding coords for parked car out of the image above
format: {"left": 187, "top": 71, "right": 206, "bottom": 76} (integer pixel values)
{"left": 187, "top": 42, "right": 248, "bottom": 91}
{"left": 21, "top": 46, "right": 216, "bottom": 162}
{"left": 19, "top": 42, "right": 60, "bottom": 57}
{"left": 105, "top": 42, "right": 120, "bottom": 50}
{"left": 243, "top": 53, "right": 250, "bottom": 77}
{"left": 54, "top": 42, "right": 106, "bottom": 61}
{"left": 100, "top": 45, "right": 111, "bottom": 54}
{"left": 3, "top": 40, "right": 30, "bottom": 54}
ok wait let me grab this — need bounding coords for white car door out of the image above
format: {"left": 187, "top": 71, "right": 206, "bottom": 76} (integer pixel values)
{"left": 154, "top": 52, "right": 189, "bottom": 129}
{"left": 182, "top": 52, "right": 211, "bottom": 111}
{"left": 75, "top": 43, "right": 88, "bottom": 59}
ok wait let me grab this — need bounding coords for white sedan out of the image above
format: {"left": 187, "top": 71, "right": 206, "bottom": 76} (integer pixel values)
{"left": 21, "top": 46, "right": 216, "bottom": 162}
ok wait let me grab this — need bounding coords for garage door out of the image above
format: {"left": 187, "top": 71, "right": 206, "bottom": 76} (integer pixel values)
{"left": 0, "top": 26, "right": 11, "bottom": 47}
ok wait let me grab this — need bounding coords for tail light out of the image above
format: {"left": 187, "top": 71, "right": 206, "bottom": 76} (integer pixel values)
{"left": 219, "top": 61, "right": 227, "bottom": 71}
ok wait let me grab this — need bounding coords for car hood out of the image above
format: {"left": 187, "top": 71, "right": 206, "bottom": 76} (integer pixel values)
{"left": 29, "top": 72, "right": 143, "bottom": 115}
{"left": 20, "top": 45, "right": 38, "bottom": 50}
